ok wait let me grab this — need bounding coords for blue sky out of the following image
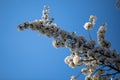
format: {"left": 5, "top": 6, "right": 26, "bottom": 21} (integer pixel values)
{"left": 0, "top": 0, "right": 120, "bottom": 80}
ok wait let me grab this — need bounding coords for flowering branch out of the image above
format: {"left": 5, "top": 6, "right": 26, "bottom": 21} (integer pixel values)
{"left": 17, "top": 6, "right": 120, "bottom": 80}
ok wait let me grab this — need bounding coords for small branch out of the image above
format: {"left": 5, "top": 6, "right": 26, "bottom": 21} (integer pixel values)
{"left": 88, "top": 30, "right": 92, "bottom": 40}
{"left": 100, "top": 61, "right": 120, "bottom": 73}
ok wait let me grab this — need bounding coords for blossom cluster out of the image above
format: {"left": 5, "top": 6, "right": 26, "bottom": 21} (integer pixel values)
{"left": 97, "top": 23, "right": 111, "bottom": 48}
{"left": 84, "top": 15, "right": 96, "bottom": 30}
{"left": 17, "top": 6, "right": 120, "bottom": 80}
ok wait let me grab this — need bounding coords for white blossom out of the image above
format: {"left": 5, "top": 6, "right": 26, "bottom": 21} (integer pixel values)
{"left": 89, "top": 15, "right": 97, "bottom": 23}
{"left": 73, "top": 55, "right": 81, "bottom": 65}
{"left": 17, "top": 24, "right": 24, "bottom": 31}
{"left": 64, "top": 55, "right": 73, "bottom": 64}
{"left": 52, "top": 40, "right": 60, "bottom": 48}
{"left": 84, "top": 22, "right": 94, "bottom": 30}
{"left": 81, "top": 68, "right": 88, "bottom": 75}
{"left": 70, "top": 76, "right": 76, "bottom": 80}
{"left": 69, "top": 62, "right": 75, "bottom": 68}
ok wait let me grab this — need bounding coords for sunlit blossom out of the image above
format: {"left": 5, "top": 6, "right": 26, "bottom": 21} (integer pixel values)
{"left": 84, "top": 22, "right": 94, "bottom": 30}
{"left": 89, "top": 15, "right": 97, "bottom": 23}
{"left": 71, "top": 76, "right": 76, "bottom": 80}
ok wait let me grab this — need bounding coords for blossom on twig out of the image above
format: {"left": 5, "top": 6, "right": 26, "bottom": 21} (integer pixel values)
{"left": 17, "top": 6, "right": 120, "bottom": 80}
